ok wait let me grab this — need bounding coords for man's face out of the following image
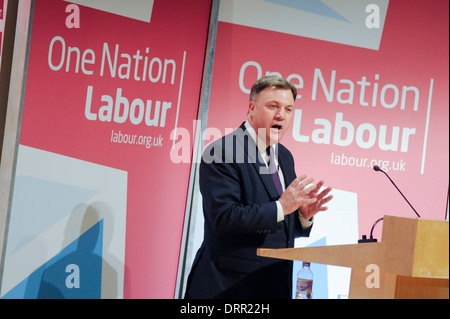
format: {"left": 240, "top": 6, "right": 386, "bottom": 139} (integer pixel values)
{"left": 248, "top": 86, "right": 295, "bottom": 146}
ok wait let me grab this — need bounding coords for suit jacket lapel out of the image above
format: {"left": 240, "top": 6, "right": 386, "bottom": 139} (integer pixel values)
{"left": 273, "top": 145, "right": 295, "bottom": 241}
{"left": 277, "top": 147, "right": 295, "bottom": 187}
{"left": 236, "top": 123, "right": 293, "bottom": 242}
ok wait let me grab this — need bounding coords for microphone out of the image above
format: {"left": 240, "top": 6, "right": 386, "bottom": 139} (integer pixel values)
{"left": 358, "top": 165, "right": 421, "bottom": 244}
{"left": 372, "top": 165, "right": 421, "bottom": 218}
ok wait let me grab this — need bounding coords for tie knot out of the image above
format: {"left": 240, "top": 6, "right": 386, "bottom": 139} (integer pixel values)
{"left": 266, "top": 146, "right": 283, "bottom": 195}
{"left": 266, "top": 146, "right": 277, "bottom": 173}
{"left": 266, "top": 146, "right": 277, "bottom": 161}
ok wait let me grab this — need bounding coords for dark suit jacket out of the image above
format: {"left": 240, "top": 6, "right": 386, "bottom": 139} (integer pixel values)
{"left": 184, "top": 122, "right": 311, "bottom": 299}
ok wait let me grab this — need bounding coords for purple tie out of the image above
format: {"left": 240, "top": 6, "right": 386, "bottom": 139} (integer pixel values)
{"left": 267, "top": 147, "right": 283, "bottom": 196}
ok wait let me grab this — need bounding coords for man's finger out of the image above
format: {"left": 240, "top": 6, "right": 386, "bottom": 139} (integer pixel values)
{"left": 317, "top": 187, "right": 332, "bottom": 199}
{"left": 290, "top": 174, "right": 307, "bottom": 187}
{"left": 296, "top": 177, "right": 315, "bottom": 189}
{"left": 302, "top": 183, "right": 317, "bottom": 194}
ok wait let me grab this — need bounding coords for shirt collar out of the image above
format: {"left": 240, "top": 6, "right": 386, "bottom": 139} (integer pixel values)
{"left": 244, "top": 121, "right": 278, "bottom": 163}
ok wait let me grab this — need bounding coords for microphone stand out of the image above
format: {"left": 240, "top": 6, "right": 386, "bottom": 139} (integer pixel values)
{"left": 373, "top": 166, "right": 421, "bottom": 218}
{"left": 359, "top": 166, "right": 421, "bottom": 244}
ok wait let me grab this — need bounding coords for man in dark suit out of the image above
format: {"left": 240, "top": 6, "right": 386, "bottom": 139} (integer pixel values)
{"left": 184, "top": 76, "right": 333, "bottom": 299}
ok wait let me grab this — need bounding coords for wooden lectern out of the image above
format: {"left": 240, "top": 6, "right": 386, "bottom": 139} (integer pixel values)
{"left": 257, "top": 215, "right": 449, "bottom": 299}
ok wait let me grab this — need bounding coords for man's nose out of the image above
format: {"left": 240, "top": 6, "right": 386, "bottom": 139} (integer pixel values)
{"left": 275, "top": 108, "right": 285, "bottom": 119}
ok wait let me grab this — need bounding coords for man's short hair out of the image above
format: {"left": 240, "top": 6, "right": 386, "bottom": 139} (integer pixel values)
{"left": 249, "top": 76, "right": 297, "bottom": 102}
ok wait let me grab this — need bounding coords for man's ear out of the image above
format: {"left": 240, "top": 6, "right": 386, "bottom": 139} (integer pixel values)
{"left": 248, "top": 101, "right": 255, "bottom": 115}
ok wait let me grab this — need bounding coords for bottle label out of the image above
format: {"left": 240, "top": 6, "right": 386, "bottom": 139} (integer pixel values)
{"left": 296, "top": 279, "right": 313, "bottom": 299}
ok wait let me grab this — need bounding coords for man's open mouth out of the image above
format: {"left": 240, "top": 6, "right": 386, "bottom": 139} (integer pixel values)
{"left": 271, "top": 125, "right": 282, "bottom": 130}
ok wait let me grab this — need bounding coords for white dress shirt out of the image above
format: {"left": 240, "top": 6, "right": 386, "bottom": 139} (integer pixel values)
{"left": 244, "top": 121, "right": 313, "bottom": 229}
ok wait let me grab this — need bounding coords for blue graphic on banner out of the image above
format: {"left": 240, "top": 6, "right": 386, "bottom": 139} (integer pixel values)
{"left": 6, "top": 175, "right": 98, "bottom": 257}
{"left": 264, "top": 0, "right": 349, "bottom": 22}
{"left": 2, "top": 219, "right": 103, "bottom": 299}
{"left": 292, "top": 237, "right": 328, "bottom": 299}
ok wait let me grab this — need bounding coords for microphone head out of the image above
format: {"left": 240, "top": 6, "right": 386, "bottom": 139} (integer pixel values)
{"left": 373, "top": 165, "right": 381, "bottom": 172}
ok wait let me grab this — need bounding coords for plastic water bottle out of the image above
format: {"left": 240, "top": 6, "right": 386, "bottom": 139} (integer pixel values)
{"left": 296, "top": 262, "right": 313, "bottom": 299}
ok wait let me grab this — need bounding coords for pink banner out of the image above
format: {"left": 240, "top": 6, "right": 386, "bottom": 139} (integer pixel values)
{"left": 18, "top": 0, "right": 211, "bottom": 298}
{"left": 207, "top": 0, "right": 449, "bottom": 241}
